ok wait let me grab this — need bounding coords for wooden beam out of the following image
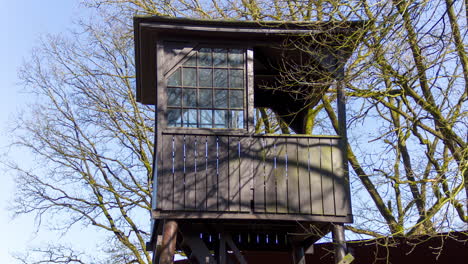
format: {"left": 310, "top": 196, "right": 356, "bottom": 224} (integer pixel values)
{"left": 292, "top": 245, "right": 306, "bottom": 264}
{"left": 179, "top": 228, "right": 216, "bottom": 264}
{"left": 223, "top": 233, "right": 247, "bottom": 264}
{"left": 152, "top": 210, "right": 353, "bottom": 223}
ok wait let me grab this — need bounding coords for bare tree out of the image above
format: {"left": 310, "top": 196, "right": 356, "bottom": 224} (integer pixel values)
{"left": 10, "top": 12, "right": 154, "bottom": 264}
{"left": 10, "top": 0, "right": 467, "bottom": 263}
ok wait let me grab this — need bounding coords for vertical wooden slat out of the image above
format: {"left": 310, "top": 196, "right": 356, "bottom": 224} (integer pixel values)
{"left": 287, "top": 138, "right": 300, "bottom": 213}
{"left": 206, "top": 135, "right": 218, "bottom": 211}
{"left": 156, "top": 148, "right": 164, "bottom": 210}
{"left": 218, "top": 136, "right": 230, "bottom": 211}
{"left": 264, "top": 137, "right": 276, "bottom": 213}
{"left": 160, "top": 134, "right": 173, "bottom": 210}
{"left": 229, "top": 137, "right": 241, "bottom": 212}
{"left": 298, "top": 137, "right": 311, "bottom": 214}
{"left": 275, "top": 137, "right": 288, "bottom": 213}
{"left": 185, "top": 135, "right": 197, "bottom": 210}
{"left": 173, "top": 135, "right": 185, "bottom": 210}
{"left": 252, "top": 137, "right": 265, "bottom": 212}
{"left": 309, "top": 138, "right": 323, "bottom": 215}
{"left": 321, "top": 138, "right": 335, "bottom": 216}
{"left": 196, "top": 136, "right": 207, "bottom": 211}
{"left": 240, "top": 137, "right": 251, "bottom": 212}
{"left": 332, "top": 138, "right": 348, "bottom": 216}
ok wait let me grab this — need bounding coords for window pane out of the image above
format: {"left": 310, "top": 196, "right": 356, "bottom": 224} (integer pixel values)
{"left": 182, "top": 68, "right": 197, "bottom": 87}
{"left": 229, "top": 90, "right": 243, "bottom": 108}
{"left": 199, "top": 68, "right": 212, "bottom": 87}
{"left": 198, "top": 48, "right": 212, "bottom": 67}
{"left": 199, "top": 89, "right": 212, "bottom": 108}
{"left": 183, "top": 88, "right": 197, "bottom": 107}
{"left": 167, "top": 109, "right": 181, "bottom": 127}
{"left": 229, "top": 110, "right": 244, "bottom": 129}
{"left": 168, "top": 68, "right": 181, "bottom": 86}
{"left": 167, "top": 88, "right": 181, "bottom": 107}
{"left": 213, "top": 48, "right": 228, "bottom": 67}
{"left": 184, "top": 53, "right": 197, "bottom": 66}
{"left": 200, "top": 110, "right": 213, "bottom": 128}
{"left": 214, "top": 89, "right": 228, "bottom": 108}
{"left": 183, "top": 109, "right": 198, "bottom": 128}
{"left": 214, "top": 110, "right": 228, "bottom": 128}
{"left": 229, "top": 49, "right": 244, "bottom": 67}
{"left": 229, "top": 69, "right": 244, "bottom": 88}
{"left": 214, "top": 69, "right": 228, "bottom": 88}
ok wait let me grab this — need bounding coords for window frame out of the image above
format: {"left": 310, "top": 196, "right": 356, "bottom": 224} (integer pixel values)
{"left": 157, "top": 39, "right": 254, "bottom": 136}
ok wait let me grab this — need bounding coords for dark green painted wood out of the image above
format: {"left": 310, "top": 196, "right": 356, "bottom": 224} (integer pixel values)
{"left": 173, "top": 135, "right": 185, "bottom": 210}
{"left": 229, "top": 137, "right": 241, "bottom": 212}
{"left": 252, "top": 137, "right": 265, "bottom": 212}
{"left": 320, "top": 138, "right": 335, "bottom": 215}
{"left": 298, "top": 137, "right": 311, "bottom": 214}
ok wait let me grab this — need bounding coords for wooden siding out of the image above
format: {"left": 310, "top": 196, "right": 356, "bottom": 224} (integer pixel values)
{"left": 158, "top": 133, "right": 350, "bottom": 218}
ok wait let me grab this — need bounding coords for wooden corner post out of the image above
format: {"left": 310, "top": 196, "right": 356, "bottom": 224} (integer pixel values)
{"left": 335, "top": 78, "right": 349, "bottom": 264}
{"left": 159, "top": 220, "right": 178, "bottom": 264}
{"left": 332, "top": 223, "right": 347, "bottom": 264}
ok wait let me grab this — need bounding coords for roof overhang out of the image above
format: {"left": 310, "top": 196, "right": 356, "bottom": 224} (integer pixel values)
{"left": 134, "top": 16, "right": 367, "bottom": 105}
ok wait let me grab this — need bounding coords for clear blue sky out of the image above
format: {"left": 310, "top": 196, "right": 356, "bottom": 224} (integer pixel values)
{"left": 0, "top": 1, "right": 94, "bottom": 262}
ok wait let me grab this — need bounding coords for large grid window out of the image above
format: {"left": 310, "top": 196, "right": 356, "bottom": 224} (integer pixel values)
{"left": 166, "top": 48, "right": 245, "bottom": 129}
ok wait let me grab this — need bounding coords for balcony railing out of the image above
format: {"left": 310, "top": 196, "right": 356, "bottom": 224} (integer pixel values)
{"left": 156, "top": 132, "right": 351, "bottom": 221}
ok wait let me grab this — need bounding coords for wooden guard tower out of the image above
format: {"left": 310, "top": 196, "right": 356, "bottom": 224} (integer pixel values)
{"left": 134, "top": 16, "right": 365, "bottom": 264}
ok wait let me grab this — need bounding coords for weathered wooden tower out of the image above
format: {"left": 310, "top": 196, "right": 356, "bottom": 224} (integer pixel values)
{"left": 134, "top": 16, "right": 365, "bottom": 264}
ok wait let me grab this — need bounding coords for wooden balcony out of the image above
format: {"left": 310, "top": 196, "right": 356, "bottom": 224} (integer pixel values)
{"left": 154, "top": 132, "right": 352, "bottom": 223}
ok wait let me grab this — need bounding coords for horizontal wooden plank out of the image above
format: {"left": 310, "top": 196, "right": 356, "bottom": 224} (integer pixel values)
{"left": 252, "top": 134, "right": 341, "bottom": 139}
{"left": 152, "top": 210, "right": 353, "bottom": 223}
{"left": 163, "top": 128, "right": 250, "bottom": 137}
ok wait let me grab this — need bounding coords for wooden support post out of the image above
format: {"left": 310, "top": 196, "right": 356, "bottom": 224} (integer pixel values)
{"left": 332, "top": 224, "right": 347, "bottom": 264}
{"left": 336, "top": 78, "right": 347, "bottom": 140}
{"left": 292, "top": 245, "right": 306, "bottom": 264}
{"left": 159, "top": 220, "right": 178, "bottom": 264}
{"left": 218, "top": 234, "right": 227, "bottom": 264}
